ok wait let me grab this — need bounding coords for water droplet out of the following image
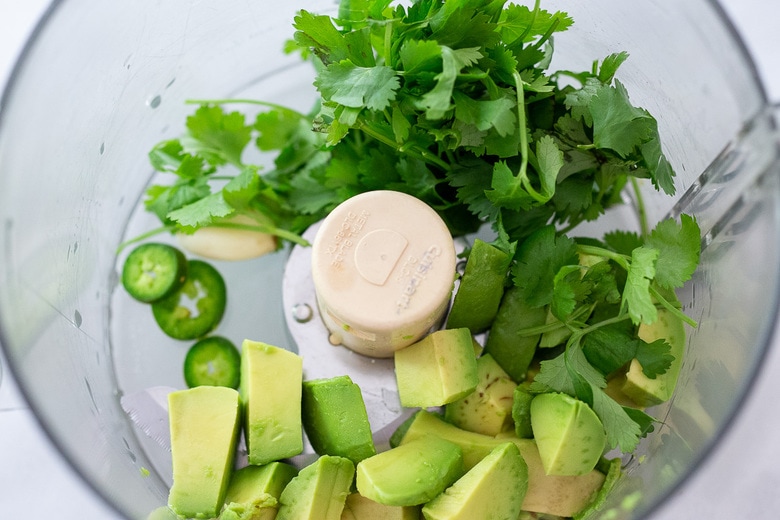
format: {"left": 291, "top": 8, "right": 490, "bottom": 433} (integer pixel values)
{"left": 99, "top": 142, "right": 105, "bottom": 155}
{"left": 291, "top": 303, "right": 313, "bottom": 323}
{"left": 328, "top": 333, "right": 342, "bottom": 346}
{"left": 166, "top": 77, "right": 176, "bottom": 89}
{"left": 456, "top": 260, "right": 467, "bottom": 275}
{"left": 147, "top": 95, "right": 162, "bottom": 109}
{"left": 74, "top": 310, "right": 82, "bottom": 328}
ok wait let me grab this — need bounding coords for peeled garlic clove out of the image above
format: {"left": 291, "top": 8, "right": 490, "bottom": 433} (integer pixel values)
{"left": 177, "top": 215, "right": 278, "bottom": 261}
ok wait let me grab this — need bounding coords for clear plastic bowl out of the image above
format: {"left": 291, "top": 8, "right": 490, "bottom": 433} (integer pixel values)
{"left": 1, "top": 1, "right": 779, "bottom": 519}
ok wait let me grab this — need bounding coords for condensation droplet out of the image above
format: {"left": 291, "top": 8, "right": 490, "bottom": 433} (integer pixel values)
{"left": 147, "top": 95, "right": 162, "bottom": 109}
{"left": 74, "top": 310, "right": 83, "bottom": 328}
{"left": 456, "top": 260, "right": 467, "bottom": 275}
{"left": 99, "top": 142, "right": 105, "bottom": 155}
{"left": 291, "top": 303, "right": 313, "bottom": 323}
{"left": 328, "top": 333, "right": 342, "bottom": 346}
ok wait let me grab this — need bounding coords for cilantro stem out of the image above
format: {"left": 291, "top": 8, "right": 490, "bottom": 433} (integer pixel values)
{"left": 208, "top": 221, "right": 310, "bottom": 247}
{"left": 357, "top": 123, "right": 450, "bottom": 171}
{"left": 630, "top": 177, "right": 650, "bottom": 237}
{"left": 649, "top": 285, "right": 698, "bottom": 328}
{"left": 115, "top": 225, "right": 176, "bottom": 254}
{"left": 576, "top": 244, "right": 631, "bottom": 270}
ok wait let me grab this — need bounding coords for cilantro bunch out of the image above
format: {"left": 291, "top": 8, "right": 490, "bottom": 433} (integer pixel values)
{"left": 135, "top": 0, "right": 677, "bottom": 249}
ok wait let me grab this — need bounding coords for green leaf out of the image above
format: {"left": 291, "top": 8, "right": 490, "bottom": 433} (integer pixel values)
{"left": 453, "top": 91, "right": 516, "bottom": 137}
{"left": 254, "top": 109, "right": 309, "bottom": 151}
{"left": 581, "top": 325, "right": 639, "bottom": 376}
{"left": 399, "top": 39, "right": 442, "bottom": 75}
{"left": 597, "top": 51, "right": 629, "bottom": 84}
{"left": 534, "top": 134, "right": 564, "bottom": 198}
{"left": 551, "top": 265, "right": 587, "bottom": 321}
{"left": 589, "top": 382, "right": 642, "bottom": 452}
{"left": 513, "top": 225, "right": 579, "bottom": 308}
{"left": 603, "top": 230, "right": 643, "bottom": 256}
{"left": 183, "top": 105, "right": 252, "bottom": 166}
{"left": 167, "top": 192, "right": 234, "bottom": 232}
{"left": 635, "top": 338, "right": 674, "bottom": 379}
{"left": 589, "top": 81, "right": 655, "bottom": 157}
{"left": 645, "top": 214, "right": 701, "bottom": 289}
{"left": 419, "top": 46, "right": 483, "bottom": 120}
{"left": 486, "top": 161, "right": 537, "bottom": 211}
{"left": 315, "top": 61, "right": 400, "bottom": 111}
{"left": 498, "top": 4, "right": 573, "bottom": 44}
{"left": 293, "top": 10, "right": 352, "bottom": 65}
{"left": 622, "top": 246, "right": 659, "bottom": 325}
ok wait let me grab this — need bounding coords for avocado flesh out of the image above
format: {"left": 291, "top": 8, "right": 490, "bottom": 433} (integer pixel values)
{"left": 356, "top": 436, "right": 464, "bottom": 507}
{"left": 219, "top": 462, "right": 298, "bottom": 520}
{"left": 341, "top": 493, "right": 421, "bottom": 520}
{"left": 422, "top": 442, "right": 528, "bottom": 520}
{"left": 446, "top": 238, "right": 511, "bottom": 333}
{"left": 530, "top": 392, "right": 606, "bottom": 476}
{"left": 168, "top": 386, "right": 241, "bottom": 519}
{"left": 444, "top": 353, "right": 517, "bottom": 436}
{"left": 512, "top": 384, "right": 534, "bottom": 439}
{"left": 277, "top": 455, "right": 355, "bottom": 520}
{"left": 402, "top": 411, "right": 605, "bottom": 517}
{"left": 302, "top": 375, "right": 376, "bottom": 463}
{"left": 621, "top": 308, "right": 686, "bottom": 406}
{"left": 240, "top": 340, "right": 304, "bottom": 465}
{"left": 394, "top": 328, "right": 478, "bottom": 408}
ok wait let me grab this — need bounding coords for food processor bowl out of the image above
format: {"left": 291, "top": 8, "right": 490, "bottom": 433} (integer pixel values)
{"left": 0, "top": 1, "right": 778, "bottom": 519}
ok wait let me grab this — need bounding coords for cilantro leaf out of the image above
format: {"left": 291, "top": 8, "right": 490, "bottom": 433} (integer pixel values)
{"left": 622, "top": 246, "right": 659, "bottom": 325}
{"left": 182, "top": 105, "right": 252, "bottom": 167}
{"left": 581, "top": 324, "right": 639, "bottom": 376}
{"left": 597, "top": 52, "right": 629, "bottom": 84}
{"left": 589, "top": 382, "right": 642, "bottom": 452}
{"left": 419, "top": 46, "right": 483, "bottom": 120}
{"left": 533, "top": 134, "right": 564, "bottom": 198}
{"left": 453, "top": 91, "right": 516, "bottom": 137}
{"left": 635, "top": 338, "right": 674, "bottom": 379}
{"left": 603, "top": 229, "right": 643, "bottom": 256}
{"left": 167, "top": 192, "right": 234, "bottom": 232}
{"left": 315, "top": 61, "right": 400, "bottom": 111}
{"left": 513, "top": 225, "right": 579, "bottom": 308}
{"left": 645, "top": 214, "right": 701, "bottom": 289}
{"left": 551, "top": 265, "right": 589, "bottom": 321}
{"left": 589, "top": 81, "right": 655, "bottom": 157}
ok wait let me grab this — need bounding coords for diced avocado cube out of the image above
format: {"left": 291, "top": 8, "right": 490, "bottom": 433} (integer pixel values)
{"left": 446, "top": 239, "right": 511, "bottom": 333}
{"left": 240, "top": 340, "right": 303, "bottom": 465}
{"left": 302, "top": 375, "right": 376, "bottom": 463}
{"left": 277, "top": 455, "right": 355, "bottom": 520}
{"left": 340, "top": 493, "right": 421, "bottom": 520}
{"left": 219, "top": 462, "right": 298, "bottom": 520}
{"left": 356, "top": 437, "right": 464, "bottom": 507}
{"left": 483, "top": 286, "right": 548, "bottom": 381}
{"left": 530, "top": 392, "right": 606, "bottom": 476}
{"left": 399, "top": 410, "right": 605, "bottom": 518}
{"left": 421, "top": 442, "right": 528, "bottom": 520}
{"left": 444, "top": 354, "right": 517, "bottom": 436}
{"left": 168, "top": 386, "right": 241, "bottom": 519}
{"left": 621, "top": 308, "right": 686, "bottom": 406}
{"left": 394, "top": 328, "right": 478, "bottom": 407}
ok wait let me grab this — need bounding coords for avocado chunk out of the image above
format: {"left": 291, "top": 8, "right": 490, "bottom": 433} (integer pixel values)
{"left": 341, "top": 493, "right": 421, "bottom": 520}
{"left": 422, "top": 442, "right": 528, "bottom": 520}
{"left": 483, "top": 286, "right": 548, "bottom": 381}
{"left": 240, "top": 340, "right": 303, "bottom": 465}
{"left": 277, "top": 455, "right": 355, "bottom": 520}
{"left": 511, "top": 384, "right": 534, "bottom": 439}
{"left": 168, "top": 386, "right": 241, "bottom": 519}
{"left": 530, "top": 392, "right": 606, "bottom": 476}
{"left": 356, "top": 436, "right": 464, "bottom": 506}
{"left": 400, "top": 411, "right": 605, "bottom": 517}
{"left": 219, "top": 462, "right": 298, "bottom": 520}
{"left": 446, "top": 239, "right": 511, "bottom": 333}
{"left": 394, "top": 328, "right": 478, "bottom": 407}
{"left": 444, "top": 353, "right": 517, "bottom": 436}
{"left": 621, "top": 308, "right": 686, "bottom": 406}
{"left": 302, "top": 375, "right": 376, "bottom": 463}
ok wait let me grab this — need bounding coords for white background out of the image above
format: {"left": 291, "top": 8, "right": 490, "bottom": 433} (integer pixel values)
{"left": 0, "top": 1, "right": 778, "bottom": 518}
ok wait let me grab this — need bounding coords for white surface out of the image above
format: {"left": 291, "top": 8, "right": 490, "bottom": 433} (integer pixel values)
{"left": 0, "top": 1, "right": 778, "bottom": 519}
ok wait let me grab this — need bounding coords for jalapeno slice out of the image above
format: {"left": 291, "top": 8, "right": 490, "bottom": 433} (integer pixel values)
{"left": 151, "top": 260, "right": 227, "bottom": 340}
{"left": 183, "top": 336, "right": 241, "bottom": 388}
{"left": 121, "top": 243, "right": 187, "bottom": 303}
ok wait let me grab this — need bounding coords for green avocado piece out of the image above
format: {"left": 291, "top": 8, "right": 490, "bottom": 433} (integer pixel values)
{"left": 240, "top": 340, "right": 303, "bottom": 465}
{"left": 219, "top": 462, "right": 298, "bottom": 520}
{"left": 400, "top": 411, "right": 605, "bottom": 518}
{"left": 277, "top": 456, "right": 355, "bottom": 520}
{"left": 302, "top": 375, "right": 376, "bottom": 464}
{"left": 444, "top": 354, "right": 517, "bottom": 436}
{"left": 341, "top": 493, "right": 421, "bottom": 520}
{"left": 446, "top": 239, "right": 511, "bottom": 333}
{"left": 483, "top": 286, "right": 548, "bottom": 381}
{"left": 530, "top": 393, "right": 606, "bottom": 476}
{"left": 511, "top": 384, "right": 534, "bottom": 439}
{"left": 621, "top": 308, "right": 686, "bottom": 406}
{"left": 394, "top": 328, "right": 478, "bottom": 408}
{"left": 167, "top": 386, "right": 241, "bottom": 519}
{"left": 422, "top": 442, "right": 528, "bottom": 520}
{"left": 356, "top": 436, "right": 464, "bottom": 507}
